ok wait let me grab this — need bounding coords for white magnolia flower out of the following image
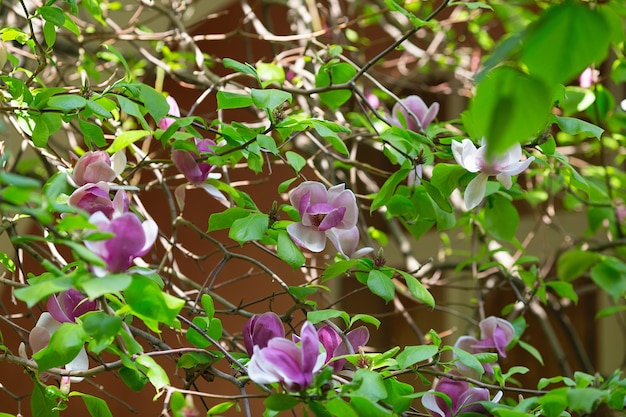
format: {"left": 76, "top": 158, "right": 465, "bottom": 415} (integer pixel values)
{"left": 452, "top": 139, "right": 534, "bottom": 210}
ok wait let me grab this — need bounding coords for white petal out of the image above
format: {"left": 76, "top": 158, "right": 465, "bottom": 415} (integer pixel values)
{"left": 199, "top": 183, "right": 226, "bottom": 200}
{"left": 452, "top": 139, "right": 481, "bottom": 173}
{"left": 464, "top": 173, "right": 489, "bottom": 210}
{"left": 495, "top": 173, "right": 512, "bottom": 189}
{"left": 287, "top": 223, "right": 327, "bottom": 252}
{"left": 65, "top": 348, "right": 89, "bottom": 382}
{"left": 500, "top": 156, "right": 534, "bottom": 176}
{"left": 110, "top": 151, "right": 127, "bottom": 177}
{"left": 421, "top": 390, "right": 446, "bottom": 417}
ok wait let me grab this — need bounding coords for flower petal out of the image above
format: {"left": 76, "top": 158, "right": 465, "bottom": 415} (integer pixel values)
{"left": 287, "top": 223, "right": 327, "bottom": 252}
{"left": 464, "top": 173, "right": 489, "bottom": 210}
{"left": 452, "top": 139, "right": 480, "bottom": 173}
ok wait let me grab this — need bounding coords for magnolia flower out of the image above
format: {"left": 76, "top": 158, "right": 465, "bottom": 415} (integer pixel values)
{"left": 47, "top": 289, "right": 98, "bottom": 324}
{"left": 68, "top": 182, "right": 129, "bottom": 218}
{"left": 159, "top": 95, "right": 181, "bottom": 130}
{"left": 287, "top": 182, "right": 372, "bottom": 259}
{"left": 247, "top": 321, "right": 326, "bottom": 391}
{"left": 317, "top": 325, "right": 369, "bottom": 372}
{"left": 452, "top": 139, "right": 534, "bottom": 210}
{"left": 72, "top": 151, "right": 125, "bottom": 186}
{"left": 389, "top": 95, "right": 439, "bottom": 132}
{"left": 29, "top": 312, "right": 89, "bottom": 382}
{"left": 473, "top": 316, "right": 515, "bottom": 357}
{"left": 453, "top": 316, "right": 515, "bottom": 376}
{"left": 172, "top": 138, "right": 216, "bottom": 185}
{"left": 408, "top": 164, "right": 423, "bottom": 188}
{"left": 422, "top": 376, "right": 500, "bottom": 417}
{"left": 579, "top": 67, "right": 598, "bottom": 89}
{"left": 85, "top": 211, "right": 158, "bottom": 274}
{"left": 242, "top": 312, "right": 285, "bottom": 356}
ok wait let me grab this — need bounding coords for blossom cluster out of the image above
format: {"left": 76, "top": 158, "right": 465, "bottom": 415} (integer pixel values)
{"left": 243, "top": 312, "right": 369, "bottom": 391}
{"left": 422, "top": 316, "right": 514, "bottom": 417}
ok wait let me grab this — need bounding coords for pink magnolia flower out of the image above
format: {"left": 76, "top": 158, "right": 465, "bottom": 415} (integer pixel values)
{"left": 287, "top": 182, "right": 372, "bottom": 259}
{"left": 29, "top": 313, "right": 89, "bottom": 381}
{"left": 453, "top": 316, "right": 515, "bottom": 376}
{"left": 579, "top": 67, "right": 597, "bottom": 89}
{"left": 243, "top": 312, "right": 285, "bottom": 356}
{"left": 47, "top": 289, "right": 98, "bottom": 324}
{"left": 247, "top": 321, "right": 326, "bottom": 391}
{"left": 389, "top": 95, "right": 439, "bottom": 132}
{"left": 159, "top": 95, "right": 181, "bottom": 130}
{"left": 85, "top": 211, "right": 158, "bottom": 274}
{"left": 317, "top": 325, "right": 369, "bottom": 372}
{"left": 68, "top": 182, "right": 129, "bottom": 218}
{"left": 452, "top": 139, "right": 534, "bottom": 210}
{"left": 473, "top": 316, "right": 515, "bottom": 357}
{"left": 72, "top": 151, "right": 125, "bottom": 186}
{"left": 172, "top": 138, "right": 216, "bottom": 185}
{"left": 422, "top": 376, "right": 500, "bottom": 417}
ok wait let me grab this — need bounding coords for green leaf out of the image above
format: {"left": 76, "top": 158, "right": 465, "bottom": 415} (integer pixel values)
{"left": 264, "top": 394, "right": 300, "bottom": 411}
{"left": 277, "top": 230, "right": 305, "bottom": 269}
{"left": 521, "top": 2, "right": 610, "bottom": 86}
{"left": 396, "top": 345, "right": 438, "bottom": 369}
{"left": 324, "top": 398, "right": 358, "bottom": 417}
{"left": 557, "top": 250, "right": 601, "bottom": 282}
{"left": 115, "top": 95, "right": 148, "bottom": 128}
{"left": 385, "top": 0, "right": 430, "bottom": 28}
{"left": 251, "top": 88, "right": 292, "bottom": 110}
{"left": 81, "top": 394, "right": 113, "bottom": 417}
{"left": 321, "top": 259, "right": 358, "bottom": 282}
{"left": 208, "top": 207, "right": 252, "bottom": 231}
{"left": 0, "top": 252, "right": 16, "bottom": 273}
{"left": 119, "top": 366, "right": 148, "bottom": 392}
{"left": 450, "top": 346, "right": 484, "bottom": 377}
{"left": 546, "top": 281, "right": 578, "bottom": 304}
{"left": 309, "top": 120, "right": 350, "bottom": 156}
{"left": 32, "top": 116, "right": 50, "bottom": 147}
{"left": 137, "top": 84, "right": 170, "bottom": 123}
{"left": 86, "top": 99, "right": 113, "bottom": 118}
{"left": 107, "top": 130, "right": 150, "bottom": 153}
{"left": 286, "top": 151, "right": 307, "bottom": 173}
{"left": 349, "top": 314, "right": 381, "bottom": 329}
{"left": 371, "top": 169, "right": 411, "bottom": 212}
{"left": 207, "top": 401, "right": 236, "bottom": 416}
{"left": 398, "top": 271, "right": 435, "bottom": 308}
{"left": 201, "top": 294, "right": 215, "bottom": 320}
{"left": 31, "top": 383, "right": 59, "bottom": 417}
{"left": 82, "top": 312, "right": 123, "bottom": 355}
{"left": 223, "top": 58, "right": 259, "bottom": 79}
{"left": 484, "top": 194, "right": 519, "bottom": 241}
{"left": 367, "top": 269, "right": 395, "bottom": 303}
{"left": 228, "top": 213, "right": 269, "bottom": 243}
{"left": 315, "top": 63, "right": 356, "bottom": 110}
{"left": 216, "top": 91, "right": 253, "bottom": 110}
{"left": 590, "top": 257, "right": 626, "bottom": 301}
{"left": 566, "top": 388, "right": 607, "bottom": 413}
{"left": 469, "top": 67, "right": 552, "bottom": 155}
{"left": 555, "top": 116, "right": 604, "bottom": 139}
{"left": 14, "top": 276, "right": 73, "bottom": 308}
{"left": 257, "top": 134, "right": 278, "bottom": 154}
{"left": 33, "top": 323, "right": 87, "bottom": 371}
{"left": 538, "top": 390, "right": 567, "bottom": 417}
{"left": 257, "top": 62, "right": 285, "bottom": 87}
{"left": 421, "top": 180, "right": 453, "bottom": 213}
{"left": 349, "top": 369, "right": 388, "bottom": 402}
{"left": 78, "top": 120, "right": 106, "bottom": 148}
{"left": 135, "top": 354, "right": 169, "bottom": 391}
{"left": 124, "top": 276, "right": 185, "bottom": 332}
{"left": 39, "top": 6, "right": 66, "bottom": 26}
{"left": 47, "top": 94, "right": 87, "bottom": 112}
{"left": 80, "top": 274, "right": 132, "bottom": 299}
{"left": 307, "top": 309, "right": 349, "bottom": 326}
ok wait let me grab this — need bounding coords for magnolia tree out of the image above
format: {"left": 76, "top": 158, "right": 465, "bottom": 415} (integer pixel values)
{"left": 0, "top": 0, "right": 625, "bottom": 416}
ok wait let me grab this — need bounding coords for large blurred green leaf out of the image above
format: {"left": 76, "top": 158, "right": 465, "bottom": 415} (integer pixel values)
{"left": 468, "top": 67, "right": 552, "bottom": 155}
{"left": 315, "top": 62, "right": 356, "bottom": 110}
{"left": 521, "top": 2, "right": 609, "bottom": 87}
